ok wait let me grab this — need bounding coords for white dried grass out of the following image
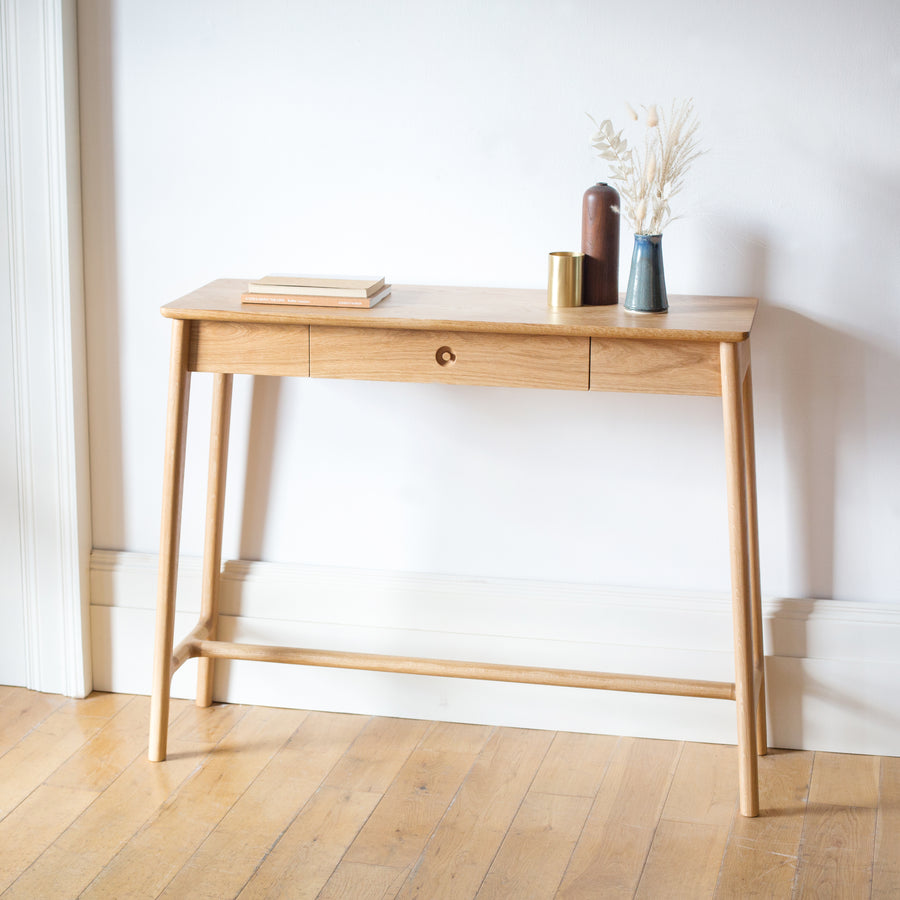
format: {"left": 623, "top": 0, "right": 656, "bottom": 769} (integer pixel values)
{"left": 589, "top": 99, "right": 703, "bottom": 235}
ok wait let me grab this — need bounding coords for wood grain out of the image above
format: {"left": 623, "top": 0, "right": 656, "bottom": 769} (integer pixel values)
{"left": 82, "top": 706, "right": 303, "bottom": 900}
{"left": 873, "top": 756, "right": 900, "bottom": 898}
{"left": 190, "top": 638, "right": 737, "bottom": 699}
{"left": 742, "top": 363, "right": 768, "bottom": 756}
{"left": 721, "top": 339, "right": 760, "bottom": 817}
{"left": 310, "top": 325, "right": 590, "bottom": 391}
{"left": 478, "top": 792, "right": 593, "bottom": 899}
{"left": 0, "top": 689, "right": 71, "bottom": 757}
{"left": 808, "top": 750, "right": 880, "bottom": 808}
{"left": 394, "top": 727, "right": 555, "bottom": 899}
{"left": 46, "top": 694, "right": 151, "bottom": 792}
{"left": 793, "top": 750, "right": 881, "bottom": 897}
{"left": 793, "top": 804, "right": 877, "bottom": 897}
{"left": 0, "top": 707, "right": 108, "bottom": 818}
{"left": 318, "top": 861, "right": 411, "bottom": 899}
{"left": 149, "top": 318, "right": 192, "bottom": 762}
{"left": 591, "top": 336, "right": 721, "bottom": 395}
{"left": 235, "top": 716, "right": 423, "bottom": 900}
{"left": 0, "top": 784, "right": 98, "bottom": 892}
{"left": 322, "top": 716, "right": 431, "bottom": 794}
{"left": 530, "top": 731, "right": 619, "bottom": 798}
{"left": 638, "top": 820, "right": 729, "bottom": 899}
{"left": 2, "top": 691, "right": 897, "bottom": 899}
{"left": 189, "top": 320, "right": 310, "bottom": 375}
{"left": 636, "top": 743, "right": 738, "bottom": 897}
{"left": 716, "top": 749, "right": 814, "bottom": 897}
{"left": 238, "top": 786, "right": 384, "bottom": 900}
{"left": 5, "top": 698, "right": 204, "bottom": 899}
{"left": 557, "top": 736, "right": 682, "bottom": 898}
{"left": 159, "top": 711, "right": 366, "bottom": 900}
{"left": 342, "top": 722, "right": 492, "bottom": 869}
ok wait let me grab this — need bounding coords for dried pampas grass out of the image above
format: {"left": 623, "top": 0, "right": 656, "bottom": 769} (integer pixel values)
{"left": 589, "top": 98, "right": 703, "bottom": 235}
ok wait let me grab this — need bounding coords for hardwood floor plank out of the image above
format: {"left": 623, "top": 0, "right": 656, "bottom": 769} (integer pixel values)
{"left": 3, "top": 701, "right": 208, "bottom": 899}
{"left": 873, "top": 756, "right": 900, "bottom": 898}
{"left": 792, "top": 749, "right": 880, "bottom": 896}
{"left": 168, "top": 698, "right": 249, "bottom": 745}
{"left": 159, "top": 711, "right": 368, "bottom": 900}
{"left": 792, "top": 803, "right": 877, "bottom": 897}
{"left": 555, "top": 737, "right": 682, "bottom": 899}
{"left": 474, "top": 732, "right": 615, "bottom": 899}
{"left": 636, "top": 820, "right": 727, "bottom": 899}
{"left": 343, "top": 722, "right": 492, "bottom": 869}
{"left": 0, "top": 783, "right": 97, "bottom": 892}
{"left": 46, "top": 695, "right": 151, "bottom": 792}
{"left": 808, "top": 750, "right": 880, "bottom": 808}
{"left": 530, "top": 731, "right": 619, "bottom": 798}
{"left": 79, "top": 705, "right": 305, "bottom": 899}
{"left": 0, "top": 689, "right": 67, "bottom": 758}
{"left": 661, "top": 741, "right": 738, "bottom": 826}
{"left": 637, "top": 743, "right": 737, "bottom": 897}
{"left": 477, "top": 792, "right": 593, "bottom": 899}
{"left": 56, "top": 690, "right": 134, "bottom": 720}
{"left": 0, "top": 707, "right": 108, "bottom": 820}
{"left": 239, "top": 716, "right": 432, "bottom": 898}
{"left": 318, "top": 861, "right": 411, "bottom": 899}
{"left": 422, "top": 720, "right": 494, "bottom": 756}
{"left": 238, "top": 786, "right": 384, "bottom": 900}
{"left": 393, "top": 727, "right": 555, "bottom": 900}
{"left": 323, "top": 716, "right": 432, "bottom": 793}
{"left": 715, "top": 749, "right": 813, "bottom": 898}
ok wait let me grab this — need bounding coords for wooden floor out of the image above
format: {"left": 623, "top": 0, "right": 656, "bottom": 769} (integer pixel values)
{"left": 0, "top": 688, "right": 897, "bottom": 898}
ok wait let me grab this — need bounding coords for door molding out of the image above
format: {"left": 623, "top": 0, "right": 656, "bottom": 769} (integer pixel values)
{"left": 1, "top": 0, "right": 91, "bottom": 695}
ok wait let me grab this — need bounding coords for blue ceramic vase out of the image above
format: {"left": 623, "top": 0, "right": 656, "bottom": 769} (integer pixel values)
{"left": 624, "top": 233, "right": 668, "bottom": 314}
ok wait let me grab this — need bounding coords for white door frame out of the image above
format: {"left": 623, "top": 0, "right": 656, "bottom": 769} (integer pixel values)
{"left": 1, "top": 0, "right": 91, "bottom": 696}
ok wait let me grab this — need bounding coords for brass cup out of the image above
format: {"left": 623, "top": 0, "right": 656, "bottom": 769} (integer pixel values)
{"left": 547, "top": 252, "right": 583, "bottom": 308}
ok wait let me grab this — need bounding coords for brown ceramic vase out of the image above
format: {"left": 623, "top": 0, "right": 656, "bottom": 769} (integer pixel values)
{"left": 581, "top": 182, "right": 620, "bottom": 305}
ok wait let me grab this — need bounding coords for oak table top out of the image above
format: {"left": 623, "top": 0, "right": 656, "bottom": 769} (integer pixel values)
{"left": 162, "top": 279, "right": 758, "bottom": 343}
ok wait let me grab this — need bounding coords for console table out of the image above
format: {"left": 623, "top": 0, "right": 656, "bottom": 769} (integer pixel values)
{"left": 150, "top": 280, "right": 766, "bottom": 817}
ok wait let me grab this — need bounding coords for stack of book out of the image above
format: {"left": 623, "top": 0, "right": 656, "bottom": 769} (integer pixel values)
{"left": 241, "top": 275, "right": 391, "bottom": 308}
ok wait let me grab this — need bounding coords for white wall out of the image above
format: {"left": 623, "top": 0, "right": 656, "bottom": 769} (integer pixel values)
{"left": 78, "top": 1, "right": 900, "bottom": 745}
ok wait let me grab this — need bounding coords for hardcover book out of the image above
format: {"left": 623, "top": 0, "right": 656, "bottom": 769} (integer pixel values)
{"left": 247, "top": 275, "right": 385, "bottom": 298}
{"left": 241, "top": 285, "right": 392, "bottom": 309}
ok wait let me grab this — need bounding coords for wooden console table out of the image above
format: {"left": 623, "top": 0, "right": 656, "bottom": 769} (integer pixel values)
{"left": 150, "top": 280, "right": 766, "bottom": 817}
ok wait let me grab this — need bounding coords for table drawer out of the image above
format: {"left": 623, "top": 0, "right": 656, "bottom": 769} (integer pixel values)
{"left": 189, "top": 321, "right": 310, "bottom": 376}
{"left": 590, "top": 338, "right": 722, "bottom": 395}
{"left": 310, "top": 326, "right": 590, "bottom": 390}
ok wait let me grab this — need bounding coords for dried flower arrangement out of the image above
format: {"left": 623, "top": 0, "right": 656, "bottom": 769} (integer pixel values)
{"left": 589, "top": 99, "right": 702, "bottom": 235}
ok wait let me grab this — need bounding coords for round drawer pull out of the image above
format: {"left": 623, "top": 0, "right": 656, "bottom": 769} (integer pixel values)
{"left": 436, "top": 346, "right": 456, "bottom": 366}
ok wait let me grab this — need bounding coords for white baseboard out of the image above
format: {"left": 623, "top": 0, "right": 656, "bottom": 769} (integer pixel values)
{"left": 89, "top": 550, "right": 900, "bottom": 755}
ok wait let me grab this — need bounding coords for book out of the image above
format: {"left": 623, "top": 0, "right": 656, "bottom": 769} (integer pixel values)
{"left": 241, "top": 285, "right": 392, "bottom": 309}
{"left": 247, "top": 275, "right": 385, "bottom": 299}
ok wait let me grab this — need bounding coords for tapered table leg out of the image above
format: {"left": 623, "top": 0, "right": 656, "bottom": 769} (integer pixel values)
{"left": 149, "top": 320, "right": 192, "bottom": 762}
{"left": 721, "top": 340, "right": 759, "bottom": 817}
{"left": 742, "top": 364, "right": 767, "bottom": 755}
{"left": 196, "top": 373, "right": 233, "bottom": 707}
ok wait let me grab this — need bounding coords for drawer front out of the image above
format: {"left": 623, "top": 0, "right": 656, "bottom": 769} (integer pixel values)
{"left": 310, "top": 327, "right": 590, "bottom": 391}
{"left": 189, "top": 321, "right": 309, "bottom": 376}
{"left": 590, "top": 338, "right": 722, "bottom": 396}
